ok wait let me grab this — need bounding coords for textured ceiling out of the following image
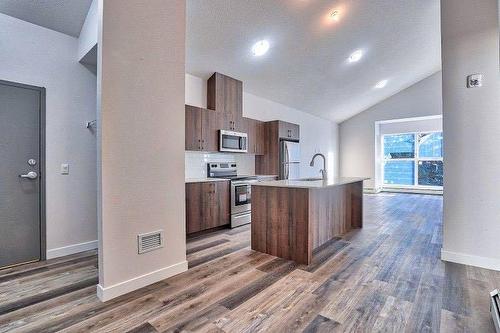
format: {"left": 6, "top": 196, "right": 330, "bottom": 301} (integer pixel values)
{"left": 0, "top": 0, "right": 92, "bottom": 37}
{"left": 187, "top": 0, "right": 441, "bottom": 122}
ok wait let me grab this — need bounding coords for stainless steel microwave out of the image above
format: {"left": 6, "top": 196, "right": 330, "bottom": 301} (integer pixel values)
{"left": 219, "top": 130, "right": 248, "bottom": 153}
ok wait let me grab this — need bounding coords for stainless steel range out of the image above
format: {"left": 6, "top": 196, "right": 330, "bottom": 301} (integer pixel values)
{"left": 207, "top": 162, "right": 258, "bottom": 228}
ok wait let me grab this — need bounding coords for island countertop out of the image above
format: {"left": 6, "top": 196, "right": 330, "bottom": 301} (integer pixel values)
{"left": 252, "top": 177, "right": 368, "bottom": 189}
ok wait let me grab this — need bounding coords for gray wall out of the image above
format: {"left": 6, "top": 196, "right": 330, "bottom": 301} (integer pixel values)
{"left": 0, "top": 13, "right": 98, "bottom": 257}
{"left": 339, "top": 72, "right": 443, "bottom": 190}
{"left": 441, "top": 0, "right": 500, "bottom": 270}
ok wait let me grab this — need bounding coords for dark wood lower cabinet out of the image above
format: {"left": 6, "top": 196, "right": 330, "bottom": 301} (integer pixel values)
{"left": 186, "top": 181, "right": 230, "bottom": 234}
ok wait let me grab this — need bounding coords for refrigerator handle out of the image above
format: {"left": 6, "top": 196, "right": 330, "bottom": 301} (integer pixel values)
{"left": 285, "top": 162, "right": 289, "bottom": 179}
{"left": 284, "top": 142, "right": 289, "bottom": 164}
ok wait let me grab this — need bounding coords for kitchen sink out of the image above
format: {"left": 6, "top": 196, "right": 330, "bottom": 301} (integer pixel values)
{"left": 298, "top": 177, "right": 323, "bottom": 181}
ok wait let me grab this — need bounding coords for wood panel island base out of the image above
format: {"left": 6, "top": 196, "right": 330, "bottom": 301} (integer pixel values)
{"left": 251, "top": 178, "right": 366, "bottom": 265}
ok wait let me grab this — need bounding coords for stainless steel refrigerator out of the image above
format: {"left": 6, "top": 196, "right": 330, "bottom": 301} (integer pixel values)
{"left": 280, "top": 140, "right": 300, "bottom": 180}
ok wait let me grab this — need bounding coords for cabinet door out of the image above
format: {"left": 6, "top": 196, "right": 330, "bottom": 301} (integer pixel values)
{"left": 288, "top": 123, "right": 300, "bottom": 140}
{"left": 186, "top": 182, "right": 203, "bottom": 233}
{"left": 186, "top": 181, "right": 230, "bottom": 234}
{"left": 207, "top": 73, "right": 243, "bottom": 120}
{"left": 185, "top": 105, "right": 202, "bottom": 150}
{"left": 201, "top": 110, "right": 219, "bottom": 152}
{"left": 255, "top": 120, "right": 265, "bottom": 155}
{"left": 244, "top": 118, "right": 264, "bottom": 155}
{"left": 244, "top": 118, "right": 256, "bottom": 154}
{"left": 278, "top": 121, "right": 300, "bottom": 140}
{"left": 213, "top": 181, "right": 230, "bottom": 227}
{"left": 223, "top": 75, "right": 242, "bottom": 119}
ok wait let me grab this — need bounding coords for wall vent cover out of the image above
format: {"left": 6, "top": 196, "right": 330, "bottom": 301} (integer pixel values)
{"left": 137, "top": 230, "right": 164, "bottom": 254}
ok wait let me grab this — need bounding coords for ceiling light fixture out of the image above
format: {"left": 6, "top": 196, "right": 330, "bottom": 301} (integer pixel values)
{"left": 329, "top": 10, "right": 340, "bottom": 21}
{"left": 375, "top": 79, "right": 388, "bottom": 89}
{"left": 251, "top": 40, "right": 270, "bottom": 57}
{"left": 348, "top": 49, "right": 363, "bottom": 63}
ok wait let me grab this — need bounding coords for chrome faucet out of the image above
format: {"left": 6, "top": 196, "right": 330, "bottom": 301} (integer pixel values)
{"left": 309, "top": 153, "right": 327, "bottom": 180}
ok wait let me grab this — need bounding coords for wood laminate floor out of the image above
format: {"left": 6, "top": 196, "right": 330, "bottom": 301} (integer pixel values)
{"left": 1, "top": 193, "right": 499, "bottom": 332}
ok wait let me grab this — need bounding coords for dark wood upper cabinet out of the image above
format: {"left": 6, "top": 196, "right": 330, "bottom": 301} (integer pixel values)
{"left": 278, "top": 121, "right": 300, "bottom": 141}
{"left": 256, "top": 120, "right": 299, "bottom": 176}
{"left": 207, "top": 72, "right": 244, "bottom": 131}
{"left": 186, "top": 181, "right": 230, "bottom": 234}
{"left": 185, "top": 105, "right": 203, "bottom": 151}
{"left": 244, "top": 118, "right": 265, "bottom": 155}
{"left": 207, "top": 72, "right": 242, "bottom": 116}
{"left": 185, "top": 105, "right": 219, "bottom": 152}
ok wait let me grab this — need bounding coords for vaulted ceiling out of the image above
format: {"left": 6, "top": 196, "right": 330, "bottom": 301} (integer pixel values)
{"left": 187, "top": 0, "right": 441, "bottom": 122}
{"left": 0, "top": 0, "right": 92, "bottom": 37}
{"left": 1, "top": 0, "right": 441, "bottom": 123}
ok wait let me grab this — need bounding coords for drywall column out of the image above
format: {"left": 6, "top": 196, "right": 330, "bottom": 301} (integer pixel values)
{"left": 97, "top": 0, "right": 187, "bottom": 301}
{"left": 441, "top": 0, "right": 500, "bottom": 270}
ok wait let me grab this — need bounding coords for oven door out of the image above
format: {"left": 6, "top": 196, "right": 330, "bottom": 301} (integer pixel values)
{"left": 231, "top": 181, "right": 253, "bottom": 214}
{"left": 220, "top": 130, "right": 248, "bottom": 153}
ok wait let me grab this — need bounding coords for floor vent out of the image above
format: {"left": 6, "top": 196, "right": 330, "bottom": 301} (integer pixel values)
{"left": 137, "top": 230, "right": 164, "bottom": 254}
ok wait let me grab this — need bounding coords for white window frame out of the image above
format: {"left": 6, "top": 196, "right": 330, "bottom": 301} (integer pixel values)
{"left": 381, "top": 130, "right": 443, "bottom": 190}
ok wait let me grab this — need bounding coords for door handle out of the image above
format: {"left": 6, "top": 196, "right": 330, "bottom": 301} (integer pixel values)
{"left": 19, "top": 171, "right": 38, "bottom": 179}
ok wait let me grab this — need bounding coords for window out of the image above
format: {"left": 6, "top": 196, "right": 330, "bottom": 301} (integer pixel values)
{"left": 382, "top": 132, "right": 443, "bottom": 188}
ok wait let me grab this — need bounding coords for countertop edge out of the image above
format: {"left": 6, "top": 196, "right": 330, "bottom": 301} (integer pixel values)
{"left": 252, "top": 178, "right": 369, "bottom": 189}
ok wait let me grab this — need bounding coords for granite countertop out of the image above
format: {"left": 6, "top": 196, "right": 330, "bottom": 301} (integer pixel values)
{"left": 253, "top": 177, "right": 368, "bottom": 189}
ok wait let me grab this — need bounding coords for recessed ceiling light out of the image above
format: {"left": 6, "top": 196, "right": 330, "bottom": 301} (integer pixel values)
{"left": 348, "top": 49, "right": 363, "bottom": 63}
{"left": 252, "top": 40, "right": 270, "bottom": 57}
{"left": 375, "top": 80, "right": 388, "bottom": 89}
{"left": 329, "top": 10, "right": 340, "bottom": 21}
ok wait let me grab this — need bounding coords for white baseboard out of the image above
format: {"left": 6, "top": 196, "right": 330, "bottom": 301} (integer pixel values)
{"left": 382, "top": 188, "right": 443, "bottom": 195}
{"left": 441, "top": 249, "right": 500, "bottom": 271}
{"left": 47, "top": 240, "right": 98, "bottom": 259}
{"left": 97, "top": 260, "right": 188, "bottom": 302}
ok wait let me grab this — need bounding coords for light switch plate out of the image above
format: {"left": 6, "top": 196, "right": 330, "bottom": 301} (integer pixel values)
{"left": 61, "top": 163, "right": 69, "bottom": 175}
{"left": 467, "top": 74, "right": 482, "bottom": 88}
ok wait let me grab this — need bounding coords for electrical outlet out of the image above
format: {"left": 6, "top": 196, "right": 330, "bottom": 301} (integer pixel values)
{"left": 60, "top": 163, "right": 69, "bottom": 175}
{"left": 467, "top": 74, "right": 482, "bottom": 88}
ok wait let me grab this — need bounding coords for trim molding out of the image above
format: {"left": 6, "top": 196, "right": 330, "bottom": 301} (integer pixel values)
{"left": 47, "top": 240, "right": 98, "bottom": 259}
{"left": 441, "top": 249, "right": 500, "bottom": 271}
{"left": 382, "top": 188, "right": 443, "bottom": 195}
{"left": 363, "top": 187, "right": 381, "bottom": 194}
{"left": 97, "top": 260, "right": 188, "bottom": 302}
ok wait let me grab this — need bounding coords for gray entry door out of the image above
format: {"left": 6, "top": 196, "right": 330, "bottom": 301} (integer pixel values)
{"left": 0, "top": 81, "right": 44, "bottom": 268}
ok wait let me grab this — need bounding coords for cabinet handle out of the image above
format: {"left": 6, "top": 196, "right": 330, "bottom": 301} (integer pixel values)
{"left": 198, "top": 139, "right": 201, "bottom": 150}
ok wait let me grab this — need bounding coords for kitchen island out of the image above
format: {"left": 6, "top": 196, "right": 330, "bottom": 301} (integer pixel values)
{"left": 251, "top": 177, "right": 367, "bottom": 265}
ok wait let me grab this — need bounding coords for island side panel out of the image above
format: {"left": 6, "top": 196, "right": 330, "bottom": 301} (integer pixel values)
{"left": 309, "top": 181, "right": 363, "bottom": 250}
{"left": 350, "top": 181, "right": 363, "bottom": 228}
{"left": 251, "top": 185, "right": 311, "bottom": 264}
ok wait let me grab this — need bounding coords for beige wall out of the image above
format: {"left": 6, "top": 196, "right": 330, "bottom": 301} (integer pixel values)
{"left": 97, "top": 0, "right": 187, "bottom": 301}
{"left": 339, "top": 72, "right": 442, "bottom": 190}
{"left": 441, "top": 0, "right": 500, "bottom": 270}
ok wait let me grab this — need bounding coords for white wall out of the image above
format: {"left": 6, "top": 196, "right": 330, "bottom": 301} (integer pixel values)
{"left": 97, "top": 0, "right": 187, "bottom": 301}
{"left": 379, "top": 117, "right": 442, "bottom": 135}
{"left": 77, "top": 0, "right": 98, "bottom": 62}
{"left": 339, "top": 72, "right": 443, "bottom": 190}
{"left": 441, "top": 0, "right": 500, "bottom": 270}
{"left": 185, "top": 73, "right": 339, "bottom": 179}
{"left": 0, "top": 13, "right": 98, "bottom": 258}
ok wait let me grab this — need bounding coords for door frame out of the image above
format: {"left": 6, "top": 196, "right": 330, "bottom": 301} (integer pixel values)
{"left": 0, "top": 79, "right": 46, "bottom": 261}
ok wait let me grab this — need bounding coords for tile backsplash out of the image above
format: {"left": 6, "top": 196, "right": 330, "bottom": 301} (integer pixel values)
{"left": 185, "top": 151, "right": 255, "bottom": 179}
